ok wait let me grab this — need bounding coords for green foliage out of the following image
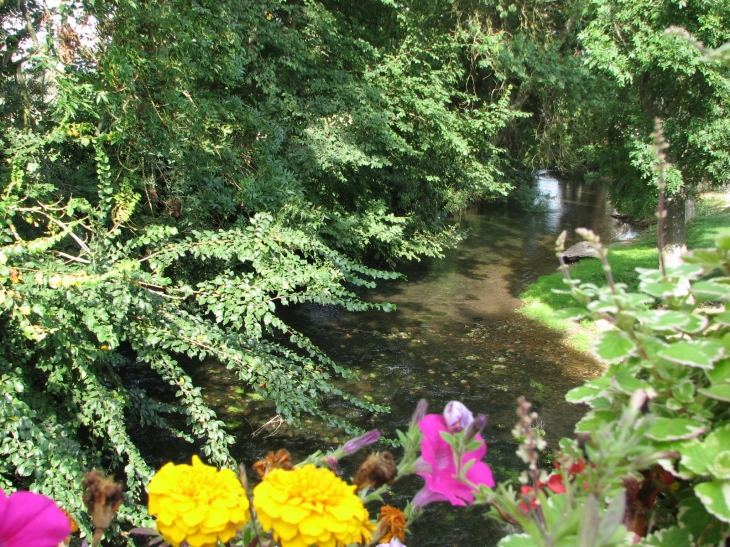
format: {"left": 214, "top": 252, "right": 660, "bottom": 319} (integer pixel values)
{"left": 491, "top": 229, "right": 730, "bottom": 545}
{"left": 520, "top": 236, "right": 660, "bottom": 311}
{"left": 0, "top": 0, "right": 526, "bottom": 535}
{"left": 575, "top": 0, "right": 730, "bottom": 216}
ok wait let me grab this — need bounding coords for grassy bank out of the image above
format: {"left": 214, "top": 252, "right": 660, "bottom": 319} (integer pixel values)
{"left": 518, "top": 191, "right": 730, "bottom": 351}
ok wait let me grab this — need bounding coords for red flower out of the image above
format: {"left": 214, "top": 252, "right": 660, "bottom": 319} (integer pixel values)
{"left": 518, "top": 459, "right": 588, "bottom": 513}
{"left": 545, "top": 474, "right": 566, "bottom": 494}
{"left": 518, "top": 486, "right": 541, "bottom": 513}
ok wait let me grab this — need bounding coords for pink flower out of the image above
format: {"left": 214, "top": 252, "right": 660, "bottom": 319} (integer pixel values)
{"left": 0, "top": 488, "right": 71, "bottom": 547}
{"left": 413, "top": 413, "right": 494, "bottom": 507}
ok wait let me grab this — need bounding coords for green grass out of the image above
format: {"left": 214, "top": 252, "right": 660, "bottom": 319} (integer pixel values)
{"left": 518, "top": 192, "right": 730, "bottom": 350}
{"left": 520, "top": 235, "right": 659, "bottom": 311}
{"left": 687, "top": 193, "right": 730, "bottom": 249}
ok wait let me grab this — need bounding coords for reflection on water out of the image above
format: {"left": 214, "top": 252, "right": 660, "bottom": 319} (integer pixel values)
{"left": 139, "top": 176, "right": 642, "bottom": 547}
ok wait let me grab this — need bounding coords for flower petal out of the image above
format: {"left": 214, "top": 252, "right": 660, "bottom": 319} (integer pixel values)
{"left": 0, "top": 489, "right": 71, "bottom": 547}
{"left": 412, "top": 486, "right": 449, "bottom": 507}
{"left": 466, "top": 460, "right": 494, "bottom": 488}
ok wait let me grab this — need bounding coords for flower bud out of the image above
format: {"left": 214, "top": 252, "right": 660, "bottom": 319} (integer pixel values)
{"left": 342, "top": 429, "right": 381, "bottom": 454}
{"left": 465, "top": 414, "right": 488, "bottom": 441}
{"left": 411, "top": 399, "right": 428, "bottom": 425}
{"left": 443, "top": 401, "right": 474, "bottom": 432}
{"left": 629, "top": 389, "right": 648, "bottom": 412}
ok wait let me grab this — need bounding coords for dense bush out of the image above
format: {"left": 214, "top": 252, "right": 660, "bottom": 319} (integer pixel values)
{"left": 0, "top": 0, "right": 521, "bottom": 535}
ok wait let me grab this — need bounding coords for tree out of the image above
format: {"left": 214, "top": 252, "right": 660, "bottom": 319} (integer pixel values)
{"left": 576, "top": 0, "right": 730, "bottom": 259}
{"left": 0, "top": 0, "right": 521, "bottom": 532}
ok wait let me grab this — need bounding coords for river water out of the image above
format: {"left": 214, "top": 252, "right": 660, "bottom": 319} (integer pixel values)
{"left": 146, "top": 175, "right": 642, "bottom": 546}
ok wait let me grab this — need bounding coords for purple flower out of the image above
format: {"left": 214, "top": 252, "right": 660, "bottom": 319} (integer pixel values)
{"left": 443, "top": 401, "right": 474, "bottom": 432}
{"left": 465, "top": 414, "right": 488, "bottom": 441}
{"left": 411, "top": 399, "right": 429, "bottom": 425}
{"left": 414, "top": 413, "right": 494, "bottom": 507}
{"left": 0, "top": 488, "right": 71, "bottom": 547}
{"left": 342, "top": 429, "right": 381, "bottom": 454}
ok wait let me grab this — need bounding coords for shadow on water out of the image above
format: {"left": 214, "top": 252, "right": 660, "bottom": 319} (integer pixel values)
{"left": 135, "top": 175, "right": 644, "bottom": 547}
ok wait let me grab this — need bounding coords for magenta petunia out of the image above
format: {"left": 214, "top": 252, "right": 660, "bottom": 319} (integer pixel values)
{"left": 0, "top": 488, "right": 71, "bottom": 547}
{"left": 414, "top": 413, "right": 494, "bottom": 507}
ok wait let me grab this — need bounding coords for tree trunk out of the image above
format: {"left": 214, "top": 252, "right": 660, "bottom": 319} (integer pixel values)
{"left": 685, "top": 196, "right": 696, "bottom": 223}
{"left": 662, "top": 194, "right": 687, "bottom": 268}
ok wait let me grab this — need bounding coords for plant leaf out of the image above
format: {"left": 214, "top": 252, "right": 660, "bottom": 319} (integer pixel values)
{"left": 695, "top": 481, "right": 730, "bottom": 523}
{"left": 647, "top": 417, "right": 706, "bottom": 441}
{"left": 592, "top": 330, "right": 636, "bottom": 361}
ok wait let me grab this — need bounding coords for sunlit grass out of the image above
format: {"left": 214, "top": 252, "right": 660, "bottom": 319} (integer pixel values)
{"left": 518, "top": 191, "right": 730, "bottom": 352}
{"left": 519, "top": 235, "right": 658, "bottom": 312}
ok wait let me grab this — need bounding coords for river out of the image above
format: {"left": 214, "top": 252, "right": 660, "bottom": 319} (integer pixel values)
{"left": 145, "top": 174, "right": 642, "bottom": 546}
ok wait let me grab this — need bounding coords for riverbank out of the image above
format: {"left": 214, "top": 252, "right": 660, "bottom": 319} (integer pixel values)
{"left": 518, "top": 190, "right": 730, "bottom": 352}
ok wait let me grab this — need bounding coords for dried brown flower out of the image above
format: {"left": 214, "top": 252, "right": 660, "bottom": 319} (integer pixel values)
{"left": 252, "top": 449, "right": 293, "bottom": 477}
{"left": 82, "top": 470, "right": 124, "bottom": 547}
{"left": 377, "top": 505, "right": 407, "bottom": 543}
{"left": 354, "top": 451, "right": 397, "bottom": 491}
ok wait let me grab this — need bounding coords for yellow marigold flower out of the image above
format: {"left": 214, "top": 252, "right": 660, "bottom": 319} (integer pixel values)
{"left": 253, "top": 464, "right": 375, "bottom": 547}
{"left": 147, "top": 456, "right": 250, "bottom": 547}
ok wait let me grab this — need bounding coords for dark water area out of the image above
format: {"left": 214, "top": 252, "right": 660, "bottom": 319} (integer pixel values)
{"left": 133, "top": 175, "right": 642, "bottom": 546}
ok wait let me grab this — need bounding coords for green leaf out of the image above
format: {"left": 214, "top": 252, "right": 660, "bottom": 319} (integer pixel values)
{"left": 699, "top": 384, "right": 730, "bottom": 402}
{"left": 636, "top": 527, "right": 692, "bottom": 547}
{"left": 714, "top": 311, "right": 730, "bottom": 327}
{"left": 575, "top": 409, "right": 619, "bottom": 433}
{"left": 647, "top": 417, "right": 706, "bottom": 441}
{"left": 680, "top": 425, "right": 730, "bottom": 476}
{"left": 680, "top": 439, "right": 714, "bottom": 475}
{"left": 640, "top": 282, "right": 682, "bottom": 298}
{"left": 592, "top": 330, "right": 636, "bottom": 361}
{"left": 611, "top": 371, "right": 650, "bottom": 395}
{"left": 666, "top": 263, "right": 704, "bottom": 280}
{"left": 633, "top": 310, "right": 693, "bottom": 331}
{"left": 695, "top": 481, "right": 730, "bottom": 523}
{"left": 707, "top": 360, "right": 730, "bottom": 384}
{"left": 692, "top": 281, "right": 730, "bottom": 302}
{"left": 659, "top": 341, "right": 725, "bottom": 369}
{"left": 711, "top": 451, "right": 730, "bottom": 480}
{"left": 677, "top": 497, "right": 726, "bottom": 544}
{"left": 565, "top": 386, "right": 603, "bottom": 404}
{"left": 679, "top": 314, "right": 709, "bottom": 334}
{"left": 565, "top": 377, "right": 611, "bottom": 403}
